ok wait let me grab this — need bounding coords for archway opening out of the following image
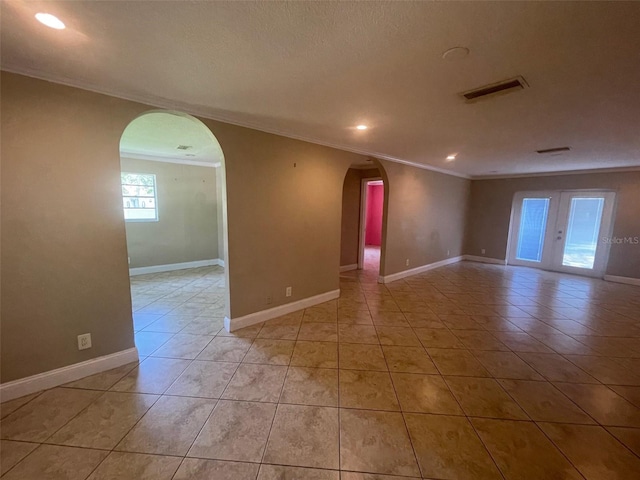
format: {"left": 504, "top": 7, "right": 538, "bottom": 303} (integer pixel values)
{"left": 119, "top": 111, "right": 230, "bottom": 346}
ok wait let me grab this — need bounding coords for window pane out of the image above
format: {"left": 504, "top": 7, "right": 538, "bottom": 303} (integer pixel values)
{"left": 121, "top": 172, "right": 158, "bottom": 221}
{"left": 516, "top": 198, "right": 550, "bottom": 262}
{"left": 562, "top": 197, "right": 605, "bottom": 269}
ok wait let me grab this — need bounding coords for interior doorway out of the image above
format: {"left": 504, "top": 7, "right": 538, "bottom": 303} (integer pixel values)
{"left": 507, "top": 190, "right": 616, "bottom": 277}
{"left": 359, "top": 178, "right": 384, "bottom": 272}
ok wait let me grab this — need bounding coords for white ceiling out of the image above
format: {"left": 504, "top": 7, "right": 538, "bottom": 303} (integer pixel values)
{"left": 120, "top": 112, "right": 223, "bottom": 165}
{"left": 2, "top": 1, "right": 639, "bottom": 178}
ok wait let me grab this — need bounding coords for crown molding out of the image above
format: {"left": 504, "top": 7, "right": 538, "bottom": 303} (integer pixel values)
{"left": 1, "top": 65, "right": 470, "bottom": 179}
{"left": 120, "top": 151, "right": 221, "bottom": 168}
{"left": 472, "top": 165, "right": 640, "bottom": 180}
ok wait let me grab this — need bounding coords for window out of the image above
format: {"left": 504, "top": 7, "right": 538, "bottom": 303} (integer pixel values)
{"left": 121, "top": 172, "right": 158, "bottom": 221}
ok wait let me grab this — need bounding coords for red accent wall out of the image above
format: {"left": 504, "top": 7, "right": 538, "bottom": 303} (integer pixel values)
{"left": 365, "top": 184, "right": 384, "bottom": 246}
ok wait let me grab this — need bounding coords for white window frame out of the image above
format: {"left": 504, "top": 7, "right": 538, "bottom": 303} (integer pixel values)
{"left": 121, "top": 172, "right": 159, "bottom": 222}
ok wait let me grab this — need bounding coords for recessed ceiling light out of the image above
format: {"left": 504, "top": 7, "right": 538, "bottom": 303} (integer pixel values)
{"left": 35, "top": 13, "right": 66, "bottom": 30}
{"left": 356, "top": 125, "right": 368, "bottom": 130}
{"left": 446, "top": 154, "right": 456, "bottom": 161}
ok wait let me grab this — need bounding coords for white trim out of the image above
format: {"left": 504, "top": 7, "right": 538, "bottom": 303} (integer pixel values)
{"left": 224, "top": 289, "right": 340, "bottom": 332}
{"left": 129, "top": 259, "right": 223, "bottom": 276}
{"left": 604, "top": 275, "right": 640, "bottom": 286}
{"left": 0, "top": 348, "right": 139, "bottom": 402}
{"left": 2, "top": 67, "right": 471, "bottom": 179}
{"left": 463, "top": 255, "right": 507, "bottom": 265}
{"left": 121, "top": 152, "right": 221, "bottom": 168}
{"left": 379, "top": 256, "right": 463, "bottom": 284}
{"left": 475, "top": 166, "right": 640, "bottom": 180}
{"left": 340, "top": 264, "right": 358, "bottom": 272}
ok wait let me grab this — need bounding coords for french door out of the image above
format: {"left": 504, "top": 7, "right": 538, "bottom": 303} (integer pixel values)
{"left": 508, "top": 190, "right": 616, "bottom": 277}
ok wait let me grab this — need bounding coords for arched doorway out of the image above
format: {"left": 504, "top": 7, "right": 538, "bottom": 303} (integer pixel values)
{"left": 119, "top": 111, "right": 230, "bottom": 347}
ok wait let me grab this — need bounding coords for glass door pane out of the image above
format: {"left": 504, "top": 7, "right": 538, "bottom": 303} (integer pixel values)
{"left": 561, "top": 197, "right": 605, "bottom": 269}
{"left": 516, "top": 198, "right": 550, "bottom": 262}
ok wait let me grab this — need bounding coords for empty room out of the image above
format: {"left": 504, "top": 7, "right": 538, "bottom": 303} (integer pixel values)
{"left": 1, "top": 1, "right": 639, "bottom": 479}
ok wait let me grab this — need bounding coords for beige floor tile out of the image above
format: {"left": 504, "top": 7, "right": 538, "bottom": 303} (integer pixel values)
{"left": 381, "top": 345, "right": 438, "bottom": 374}
{"left": 264, "top": 404, "right": 339, "bottom": 469}
{"left": 554, "top": 383, "right": 640, "bottom": 427}
{"left": 290, "top": 341, "right": 338, "bottom": 368}
{"left": 414, "top": 328, "right": 464, "bottom": 348}
{"left": 517, "top": 352, "right": 597, "bottom": 383}
{"left": 404, "top": 312, "right": 447, "bottom": 329}
{"left": 453, "top": 330, "right": 509, "bottom": 351}
{"left": 143, "top": 314, "right": 194, "bottom": 333}
{"left": 257, "top": 321, "right": 301, "bottom": 340}
{"left": 564, "top": 354, "right": 640, "bottom": 385}
{"left": 427, "top": 348, "right": 490, "bottom": 377}
{"left": 63, "top": 362, "right": 139, "bottom": 390}
{"left": 339, "top": 370, "right": 399, "bottom": 411}
{"left": 243, "top": 339, "right": 295, "bottom": 365}
{"left": 87, "top": 451, "right": 181, "bottom": 479}
{"left": 445, "top": 376, "right": 528, "bottom": 419}
{"left": 338, "top": 324, "right": 379, "bottom": 344}
{"left": 391, "top": 373, "right": 462, "bottom": 414}
{"left": 375, "top": 326, "right": 420, "bottom": 346}
{"left": 222, "top": 363, "right": 287, "bottom": 402}
{"left": 0, "top": 440, "right": 39, "bottom": 476}
{"left": 134, "top": 331, "right": 174, "bottom": 356}
{"left": 0, "top": 388, "right": 101, "bottom": 442}
{"left": 164, "top": 360, "right": 237, "bottom": 398}
{"left": 303, "top": 305, "right": 338, "bottom": 323}
{"left": 339, "top": 343, "right": 388, "bottom": 371}
{"left": 539, "top": 422, "right": 640, "bottom": 479}
{"left": 188, "top": 400, "right": 276, "bottom": 462}
{"left": 0, "top": 444, "right": 108, "bottom": 480}
{"left": 298, "top": 323, "right": 338, "bottom": 342}
{"left": 280, "top": 367, "right": 338, "bottom": 406}
{"left": 258, "top": 464, "right": 339, "bottom": 479}
{"left": 471, "top": 418, "right": 583, "bottom": 479}
{"left": 179, "top": 316, "right": 224, "bottom": 335}
{"left": 609, "top": 385, "right": 640, "bottom": 408}
{"left": 499, "top": 379, "right": 594, "bottom": 423}
{"left": 439, "top": 314, "right": 482, "bottom": 329}
{"left": 0, "top": 392, "right": 42, "bottom": 419}
{"left": 471, "top": 350, "right": 544, "bottom": 380}
{"left": 46, "top": 392, "right": 158, "bottom": 449}
{"left": 340, "top": 409, "right": 420, "bottom": 476}
{"left": 340, "top": 473, "right": 420, "bottom": 480}
{"left": 493, "top": 331, "right": 554, "bottom": 353}
{"left": 110, "top": 357, "right": 191, "bottom": 394}
{"left": 217, "top": 323, "right": 262, "bottom": 338}
{"left": 370, "top": 311, "right": 408, "bottom": 327}
{"left": 196, "top": 336, "right": 253, "bottom": 362}
{"left": 116, "top": 395, "right": 215, "bottom": 455}
{"left": 174, "top": 458, "right": 259, "bottom": 480}
{"left": 404, "top": 413, "right": 502, "bottom": 479}
{"left": 607, "top": 427, "right": 640, "bottom": 456}
{"left": 338, "top": 309, "right": 373, "bottom": 325}
{"left": 150, "top": 333, "right": 214, "bottom": 359}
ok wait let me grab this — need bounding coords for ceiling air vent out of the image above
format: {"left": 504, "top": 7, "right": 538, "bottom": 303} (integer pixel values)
{"left": 536, "top": 146, "right": 571, "bottom": 155}
{"left": 176, "top": 145, "right": 192, "bottom": 150}
{"left": 461, "top": 76, "right": 528, "bottom": 103}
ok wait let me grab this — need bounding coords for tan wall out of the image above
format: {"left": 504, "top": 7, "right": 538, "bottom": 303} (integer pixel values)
{"left": 465, "top": 172, "right": 640, "bottom": 279}
{"left": 339, "top": 167, "right": 381, "bottom": 266}
{"left": 121, "top": 158, "right": 219, "bottom": 268}
{"left": 0, "top": 72, "right": 364, "bottom": 382}
{"left": 377, "top": 160, "right": 471, "bottom": 276}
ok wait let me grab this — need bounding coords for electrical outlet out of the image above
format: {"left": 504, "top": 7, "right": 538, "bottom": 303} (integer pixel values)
{"left": 128, "top": 256, "right": 131, "bottom": 265}
{"left": 481, "top": 248, "right": 486, "bottom": 254}
{"left": 266, "top": 294, "right": 273, "bottom": 305}
{"left": 405, "top": 259, "right": 409, "bottom": 267}
{"left": 77, "top": 333, "right": 92, "bottom": 350}
{"left": 285, "top": 286, "right": 292, "bottom": 297}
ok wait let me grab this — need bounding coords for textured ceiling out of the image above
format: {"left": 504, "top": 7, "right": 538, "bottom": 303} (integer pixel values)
{"left": 2, "top": 1, "right": 639, "bottom": 177}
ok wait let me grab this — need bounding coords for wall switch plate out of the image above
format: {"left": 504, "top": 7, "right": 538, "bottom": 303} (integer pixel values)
{"left": 405, "top": 259, "right": 410, "bottom": 266}
{"left": 77, "top": 333, "right": 92, "bottom": 350}
{"left": 266, "top": 295, "right": 273, "bottom": 305}
{"left": 481, "top": 249, "right": 486, "bottom": 254}
{"left": 128, "top": 257, "right": 131, "bottom": 265}
{"left": 285, "top": 287, "right": 292, "bottom": 297}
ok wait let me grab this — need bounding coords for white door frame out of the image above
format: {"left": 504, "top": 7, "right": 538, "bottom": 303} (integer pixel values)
{"left": 358, "top": 177, "right": 383, "bottom": 270}
{"left": 507, "top": 189, "right": 617, "bottom": 278}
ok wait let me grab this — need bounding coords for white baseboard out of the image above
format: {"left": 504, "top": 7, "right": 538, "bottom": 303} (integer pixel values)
{"left": 129, "top": 259, "right": 223, "bottom": 276}
{"left": 379, "top": 256, "right": 463, "bottom": 284}
{"left": 0, "top": 347, "right": 139, "bottom": 402}
{"left": 463, "top": 255, "right": 507, "bottom": 265}
{"left": 340, "top": 264, "right": 358, "bottom": 273}
{"left": 604, "top": 275, "right": 640, "bottom": 286}
{"left": 224, "top": 289, "right": 341, "bottom": 332}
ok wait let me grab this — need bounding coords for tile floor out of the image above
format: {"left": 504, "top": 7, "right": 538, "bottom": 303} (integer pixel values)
{"left": 2, "top": 253, "right": 640, "bottom": 479}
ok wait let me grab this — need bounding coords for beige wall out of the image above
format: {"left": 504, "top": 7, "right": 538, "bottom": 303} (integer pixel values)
{"left": 121, "top": 158, "right": 219, "bottom": 268}
{"left": 340, "top": 167, "right": 381, "bottom": 267}
{"left": 377, "top": 160, "right": 471, "bottom": 277}
{"left": 465, "top": 172, "right": 640, "bottom": 279}
{"left": 0, "top": 72, "right": 364, "bottom": 382}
